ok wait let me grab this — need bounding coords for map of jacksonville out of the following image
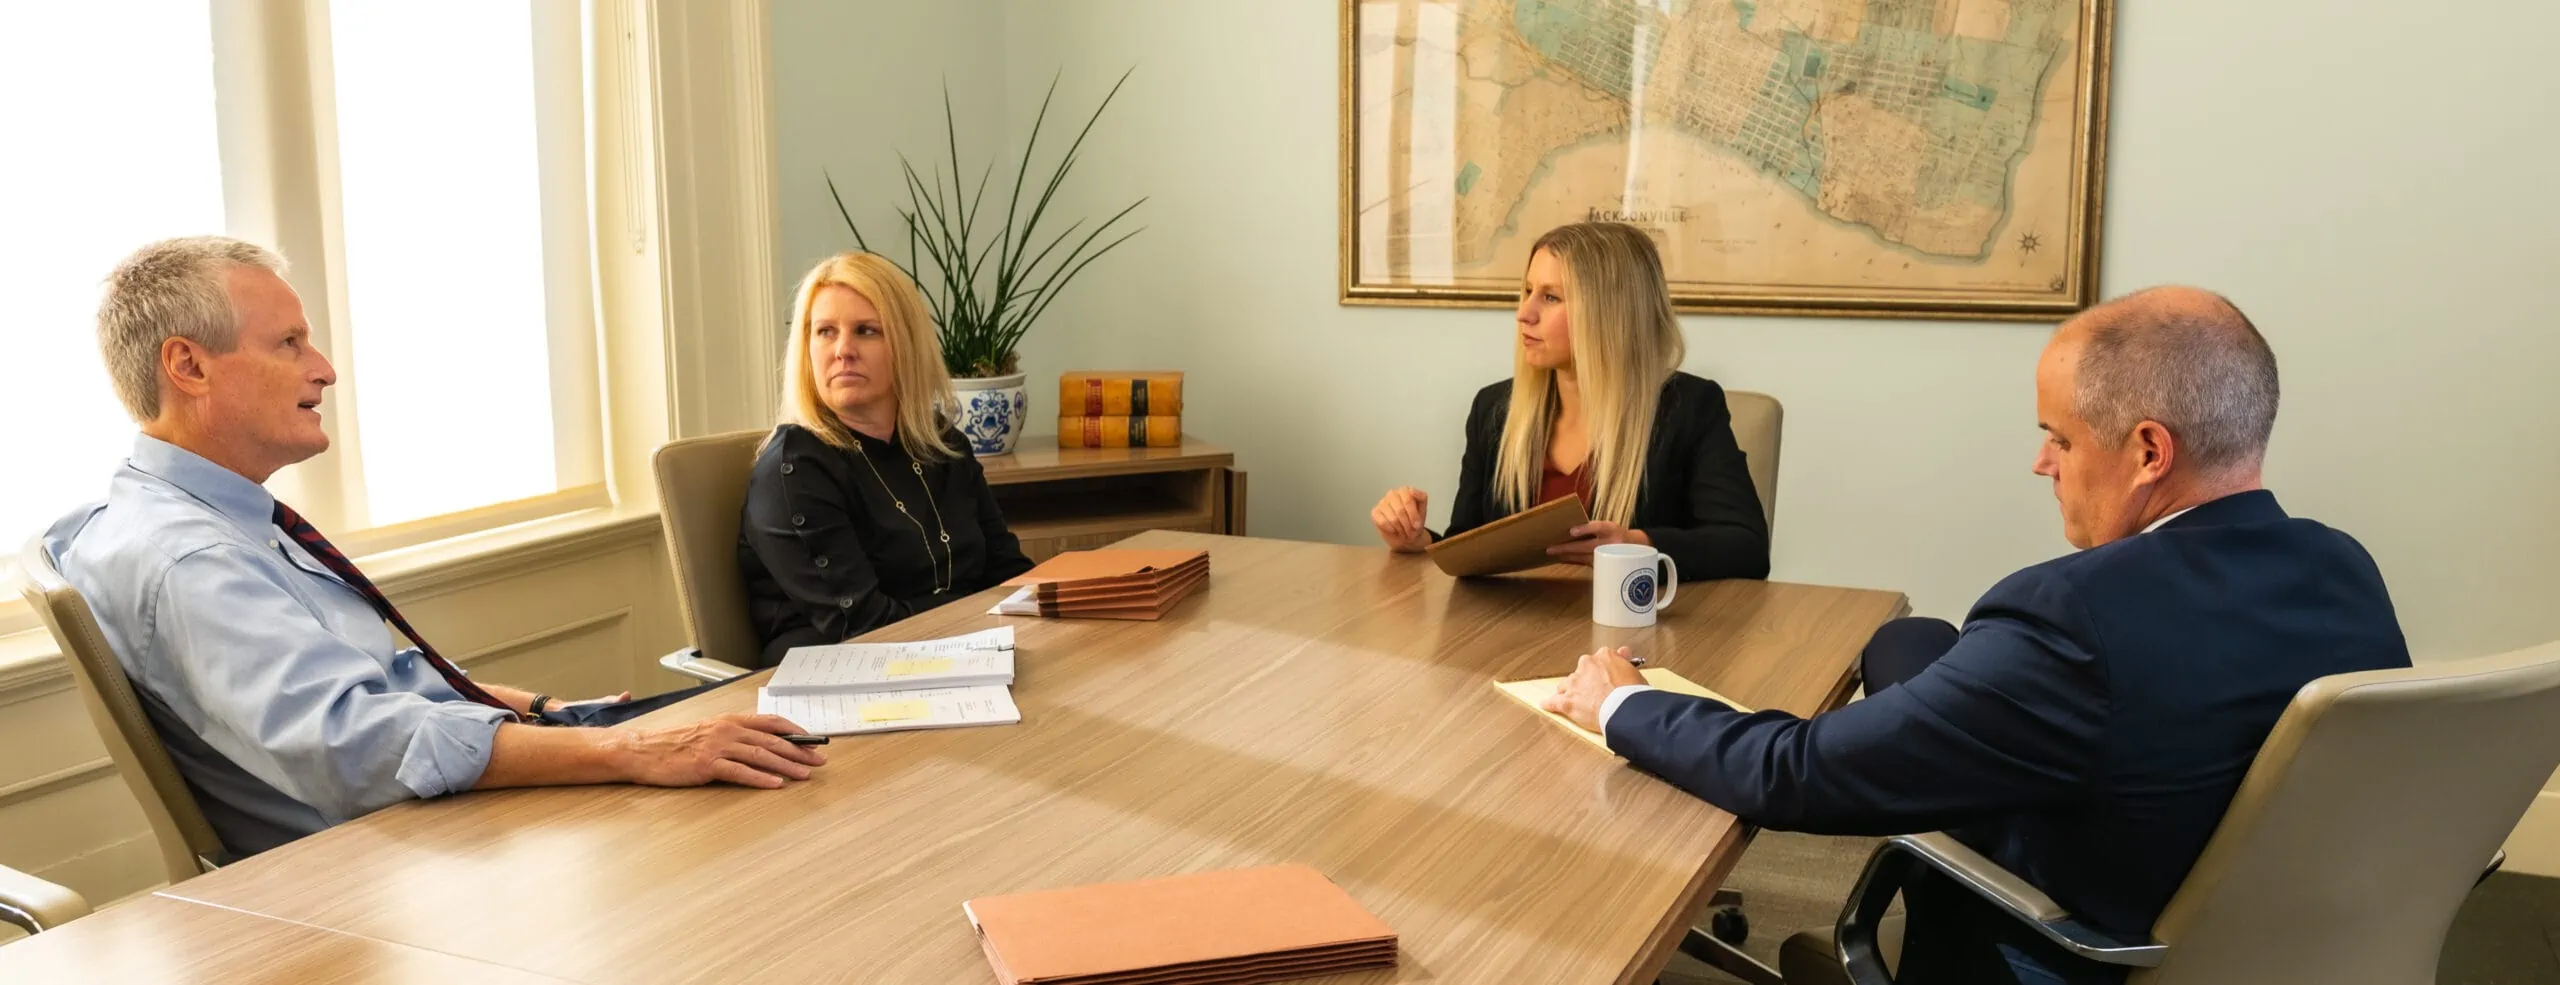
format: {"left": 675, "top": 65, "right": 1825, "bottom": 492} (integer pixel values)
{"left": 1347, "top": 0, "right": 2106, "bottom": 315}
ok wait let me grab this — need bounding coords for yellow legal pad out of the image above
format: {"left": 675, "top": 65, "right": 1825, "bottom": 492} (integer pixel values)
{"left": 1493, "top": 668, "right": 1750, "bottom": 754}
{"left": 860, "top": 700, "right": 931, "bottom": 723}
{"left": 884, "top": 658, "right": 954, "bottom": 677}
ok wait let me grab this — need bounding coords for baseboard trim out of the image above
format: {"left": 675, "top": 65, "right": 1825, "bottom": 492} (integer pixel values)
{"left": 0, "top": 629, "right": 74, "bottom": 708}
{"left": 31, "top": 832, "right": 167, "bottom": 911}
{"left": 452, "top": 608, "right": 632, "bottom": 669}
{"left": 0, "top": 759, "right": 115, "bottom": 809}
{"left": 2503, "top": 790, "right": 2560, "bottom": 878}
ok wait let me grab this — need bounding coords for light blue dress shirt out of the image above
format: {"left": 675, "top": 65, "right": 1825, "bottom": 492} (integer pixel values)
{"left": 45, "top": 435, "right": 512, "bottom": 858}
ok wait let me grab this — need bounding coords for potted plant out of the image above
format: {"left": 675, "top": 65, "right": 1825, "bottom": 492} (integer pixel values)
{"left": 829, "top": 71, "right": 1145, "bottom": 456}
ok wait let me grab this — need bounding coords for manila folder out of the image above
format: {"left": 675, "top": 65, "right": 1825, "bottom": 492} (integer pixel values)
{"left": 1425, "top": 496, "right": 1588, "bottom": 577}
{"left": 962, "top": 863, "right": 1397, "bottom": 984}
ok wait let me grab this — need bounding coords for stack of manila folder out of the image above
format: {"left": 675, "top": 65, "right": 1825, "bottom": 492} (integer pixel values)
{"left": 990, "top": 548, "right": 1210, "bottom": 620}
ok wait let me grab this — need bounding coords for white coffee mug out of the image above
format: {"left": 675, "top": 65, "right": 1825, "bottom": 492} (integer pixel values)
{"left": 1592, "top": 543, "right": 1679, "bottom": 627}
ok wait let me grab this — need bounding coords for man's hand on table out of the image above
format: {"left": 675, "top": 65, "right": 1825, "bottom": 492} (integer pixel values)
{"left": 1541, "top": 646, "right": 1647, "bottom": 733}
{"left": 616, "top": 713, "right": 827, "bottom": 789}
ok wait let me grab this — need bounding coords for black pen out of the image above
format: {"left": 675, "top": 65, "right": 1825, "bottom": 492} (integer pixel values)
{"left": 1627, "top": 657, "right": 1648, "bottom": 668}
{"left": 781, "top": 734, "right": 830, "bottom": 746}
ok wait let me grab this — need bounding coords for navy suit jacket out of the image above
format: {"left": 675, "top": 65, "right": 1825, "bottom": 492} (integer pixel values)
{"left": 1606, "top": 491, "right": 2411, "bottom": 983}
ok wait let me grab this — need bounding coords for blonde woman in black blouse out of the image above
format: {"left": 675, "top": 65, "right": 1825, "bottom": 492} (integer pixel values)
{"left": 1369, "top": 222, "right": 1769, "bottom": 579}
{"left": 737, "top": 252, "right": 1033, "bottom": 667}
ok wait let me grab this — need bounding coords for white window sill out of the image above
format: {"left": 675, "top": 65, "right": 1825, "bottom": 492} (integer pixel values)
{"left": 0, "top": 506, "right": 663, "bottom": 704}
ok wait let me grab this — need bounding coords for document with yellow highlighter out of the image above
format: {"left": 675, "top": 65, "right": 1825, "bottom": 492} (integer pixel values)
{"left": 765, "top": 627, "right": 1016, "bottom": 695}
{"left": 757, "top": 627, "right": 1023, "bottom": 734}
{"left": 1494, "top": 668, "right": 1749, "bottom": 754}
{"left": 758, "top": 686, "right": 1021, "bottom": 735}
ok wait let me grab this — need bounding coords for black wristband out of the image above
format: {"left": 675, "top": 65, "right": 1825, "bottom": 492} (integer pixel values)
{"left": 529, "top": 694, "right": 553, "bottom": 715}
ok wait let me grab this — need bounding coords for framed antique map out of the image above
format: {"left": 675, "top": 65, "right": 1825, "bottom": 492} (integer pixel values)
{"left": 1340, "top": 0, "right": 2113, "bottom": 320}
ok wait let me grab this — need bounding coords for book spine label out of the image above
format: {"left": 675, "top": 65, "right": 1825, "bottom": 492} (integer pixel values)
{"left": 1061, "top": 376, "right": 1184, "bottom": 416}
{"left": 1057, "top": 416, "right": 1181, "bottom": 448}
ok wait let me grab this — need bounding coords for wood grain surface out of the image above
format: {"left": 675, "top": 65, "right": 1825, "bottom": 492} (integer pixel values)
{"left": 0, "top": 894, "right": 577, "bottom": 983}
{"left": 150, "top": 532, "right": 1905, "bottom": 984}
{"left": 978, "top": 436, "right": 1234, "bottom": 485}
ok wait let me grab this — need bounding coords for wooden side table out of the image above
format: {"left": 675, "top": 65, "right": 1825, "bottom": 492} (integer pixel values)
{"left": 978, "top": 436, "right": 1246, "bottom": 561}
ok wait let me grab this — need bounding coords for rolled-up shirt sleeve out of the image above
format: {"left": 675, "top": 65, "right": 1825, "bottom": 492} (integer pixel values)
{"left": 146, "top": 547, "right": 510, "bottom": 821}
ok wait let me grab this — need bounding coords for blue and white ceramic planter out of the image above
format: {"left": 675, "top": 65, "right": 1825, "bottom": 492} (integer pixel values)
{"left": 952, "top": 372, "right": 1028, "bottom": 456}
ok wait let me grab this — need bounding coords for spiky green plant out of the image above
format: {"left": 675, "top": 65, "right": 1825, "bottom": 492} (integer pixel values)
{"left": 828, "top": 70, "right": 1146, "bottom": 380}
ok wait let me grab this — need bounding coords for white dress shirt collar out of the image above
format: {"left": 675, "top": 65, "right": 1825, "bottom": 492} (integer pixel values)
{"left": 2142, "top": 505, "right": 2197, "bottom": 534}
{"left": 128, "top": 433, "right": 276, "bottom": 530}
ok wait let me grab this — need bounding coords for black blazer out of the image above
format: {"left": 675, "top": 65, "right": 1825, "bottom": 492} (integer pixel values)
{"left": 1605, "top": 491, "right": 2412, "bottom": 984}
{"left": 736, "top": 424, "right": 1034, "bottom": 667}
{"left": 1443, "top": 372, "right": 1769, "bottom": 580}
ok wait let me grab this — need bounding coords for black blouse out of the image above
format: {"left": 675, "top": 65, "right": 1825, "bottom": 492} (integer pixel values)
{"left": 737, "top": 423, "right": 1034, "bottom": 667}
{"left": 1440, "top": 372, "right": 1771, "bottom": 581}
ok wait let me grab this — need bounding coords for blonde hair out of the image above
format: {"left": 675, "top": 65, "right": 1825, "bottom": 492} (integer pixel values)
{"left": 98, "top": 236, "right": 290, "bottom": 422}
{"left": 1493, "top": 223, "right": 1685, "bottom": 526}
{"left": 775, "top": 252, "right": 957, "bottom": 461}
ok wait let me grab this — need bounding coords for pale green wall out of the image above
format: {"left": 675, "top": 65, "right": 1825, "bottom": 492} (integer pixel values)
{"left": 776, "top": 1, "right": 2560, "bottom": 663}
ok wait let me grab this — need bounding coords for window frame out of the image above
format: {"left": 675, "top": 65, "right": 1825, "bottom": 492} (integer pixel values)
{"left": 0, "top": 0, "right": 783, "bottom": 642}
{"left": 266, "top": 0, "right": 607, "bottom": 536}
{"left": 2, "top": 0, "right": 603, "bottom": 635}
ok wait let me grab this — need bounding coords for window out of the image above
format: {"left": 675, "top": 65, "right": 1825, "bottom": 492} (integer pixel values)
{"left": 324, "top": 3, "right": 601, "bottom": 529}
{"left": 0, "top": 3, "right": 604, "bottom": 583}
{"left": 0, "top": 3, "right": 228, "bottom": 558}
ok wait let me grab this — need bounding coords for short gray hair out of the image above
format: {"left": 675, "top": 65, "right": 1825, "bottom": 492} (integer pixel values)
{"left": 2074, "top": 288, "right": 2280, "bottom": 474}
{"left": 97, "top": 236, "right": 290, "bottom": 422}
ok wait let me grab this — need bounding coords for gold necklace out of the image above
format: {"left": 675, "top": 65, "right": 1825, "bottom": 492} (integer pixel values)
{"left": 852, "top": 436, "right": 954, "bottom": 593}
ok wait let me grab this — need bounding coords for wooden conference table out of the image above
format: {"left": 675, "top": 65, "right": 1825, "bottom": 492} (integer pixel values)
{"left": 20, "top": 532, "right": 1907, "bottom": 984}
{"left": 0, "top": 893, "right": 580, "bottom": 983}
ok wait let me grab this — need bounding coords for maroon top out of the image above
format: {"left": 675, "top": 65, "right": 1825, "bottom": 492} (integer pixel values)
{"left": 1539, "top": 462, "right": 1592, "bottom": 512}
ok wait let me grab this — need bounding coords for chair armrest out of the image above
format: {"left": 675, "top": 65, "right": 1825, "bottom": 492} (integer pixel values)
{"left": 1895, "top": 832, "right": 2074, "bottom": 921}
{"left": 0, "top": 864, "right": 90, "bottom": 934}
{"left": 1832, "top": 833, "right": 2168, "bottom": 985}
{"left": 658, "top": 648, "right": 750, "bottom": 684}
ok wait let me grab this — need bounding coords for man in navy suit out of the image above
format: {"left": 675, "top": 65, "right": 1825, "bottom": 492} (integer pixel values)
{"left": 1544, "top": 287, "right": 2411, "bottom": 985}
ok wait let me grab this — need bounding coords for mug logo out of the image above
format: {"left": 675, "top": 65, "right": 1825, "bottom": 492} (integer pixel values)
{"left": 1621, "top": 569, "right": 1657, "bottom": 611}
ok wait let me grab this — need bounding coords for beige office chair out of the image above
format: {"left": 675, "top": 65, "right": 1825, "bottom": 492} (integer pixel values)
{"left": 1725, "top": 390, "right": 1782, "bottom": 536}
{"left": 652, "top": 430, "right": 769, "bottom": 681}
{"left": 16, "top": 537, "right": 225, "bottom": 884}
{"left": 1669, "top": 390, "right": 1787, "bottom": 984}
{"left": 1785, "top": 640, "right": 2560, "bottom": 985}
{"left": 0, "top": 864, "right": 89, "bottom": 936}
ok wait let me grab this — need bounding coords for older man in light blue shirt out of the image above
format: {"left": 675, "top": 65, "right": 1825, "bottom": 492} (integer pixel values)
{"left": 48, "top": 436, "right": 523, "bottom": 855}
{"left": 48, "top": 236, "right": 826, "bottom": 859}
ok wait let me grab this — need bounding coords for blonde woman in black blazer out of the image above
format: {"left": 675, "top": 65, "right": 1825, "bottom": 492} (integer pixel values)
{"left": 1370, "top": 222, "right": 1768, "bottom": 580}
{"left": 737, "top": 253, "right": 1033, "bottom": 667}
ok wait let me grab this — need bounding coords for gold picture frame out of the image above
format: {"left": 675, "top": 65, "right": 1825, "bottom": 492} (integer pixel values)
{"left": 1339, "top": 0, "right": 2114, "bottom": 321}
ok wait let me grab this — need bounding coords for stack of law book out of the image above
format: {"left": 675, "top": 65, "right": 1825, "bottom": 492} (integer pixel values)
{"left": 987, "top": 549, "right": 1210, "bottom": 620}
{"left": 962, "top": 864, "right": 1398, "bottom": 985}
{"left": 1058, "top": 370, "right": 1183, "bottom": 448}
{"left": 754, "top": 627, "right": 1022, "bottom": 735}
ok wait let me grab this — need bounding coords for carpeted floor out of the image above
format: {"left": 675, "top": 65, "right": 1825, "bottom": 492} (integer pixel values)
{"left": 1657, "top": 831, "right": 1879, "bottom": 985}
{"left": 1658, "top": 832, "right": 2560, "bottom": 984}
{"left": 2441, "top": 868, "right": 2560, "bottom": 985}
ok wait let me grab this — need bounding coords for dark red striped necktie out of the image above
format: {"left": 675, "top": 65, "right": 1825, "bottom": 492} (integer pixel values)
{"left": 270, "top": 502, "right": 522, "bottom": 720}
